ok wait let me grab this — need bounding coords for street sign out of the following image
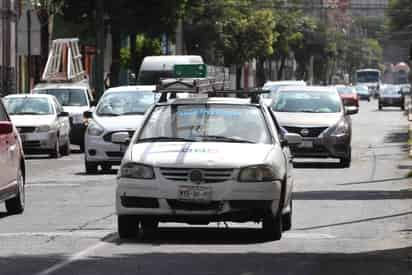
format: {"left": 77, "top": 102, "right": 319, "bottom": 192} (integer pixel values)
{"left": 174, "top": 64, "right": 207, "bottom": 78}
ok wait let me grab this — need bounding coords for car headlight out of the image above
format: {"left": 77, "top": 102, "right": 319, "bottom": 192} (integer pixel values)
{"left": 331, "top": 119, "right": 349, "bottom": 137}
{"left": 36, "top": 125, "right": 51, "bottom": 132}
{"left": 120, "top": 163, "right": 155, "bottom": 179}
{"left": 238, "top": 165, "right": 279, "bottom": 182}
{"left": 87, "top": 121, "right": 104, "bottom": 136}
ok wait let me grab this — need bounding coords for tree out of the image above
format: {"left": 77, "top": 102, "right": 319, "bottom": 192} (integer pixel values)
{"left": 387, "top": 0, "right": 412, "bottom": 32}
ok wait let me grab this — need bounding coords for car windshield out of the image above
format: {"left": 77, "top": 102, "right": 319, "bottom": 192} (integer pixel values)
{"left": 382, "top": 86, "right": 399, "bottom": 95}
{"left": 272, "top": 90, "right": 341, "bottom": 113}
{"left": 357, "top": 71, "right": 379, "bottom": 83}
{"left": 35, "top": 89, "right": 88, "bottom": 107}
{"left": 96, "top": 90, "right": 155, "bottom": 116}
{"left": 261, "top": 83, "right": 305, "bottom": 99}
{"left": 355, "top": 86, "right": 368, "bottom": 93}
{"left": 336, "top": 86, "right": 355, "bottom": 94}
{"left": 138, "top": 104, "right": 272, "bottom": 144}
{"left": 4, "top": 97, "right": 54, "bottom": 115}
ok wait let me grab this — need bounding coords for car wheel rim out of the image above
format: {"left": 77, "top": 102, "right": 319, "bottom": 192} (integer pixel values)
{"left": 18, "top": 170, "right": 25, "bottom": 208}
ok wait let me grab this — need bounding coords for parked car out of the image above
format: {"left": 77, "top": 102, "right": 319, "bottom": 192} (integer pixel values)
{"left": 272, "top": 86, "right": 357, "bottom": 168}
{"left": 84, "top": 85, "right": 157, "bottom": 173}
{"left": 335, "top": 85, "right": 359, "bottom": 111}
{"left": 378, "top": 85, "right": 404, "bottom": 110}
{"left": 0, "top": 97, "right": 26, "bottom": 215}
{"left": 114, "top": 84, "right": 301, "bottom": 240}
{"left": 32, "top": 80, "right": 94, "bottom": 151}
{"left": 261, "top": 80, "right": 306, "bottom": 106}
{"left": 3, "top": 94, "right": 71, "bottom": 158}
{"left": 355, "top": 85, "right": 371, "bottom": 101}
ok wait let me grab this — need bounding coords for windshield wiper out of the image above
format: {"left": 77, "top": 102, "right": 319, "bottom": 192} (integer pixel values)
{"left": 137, "top": 137, "right": 197, "bottom": 143}
{"left": 299, "top": 109, "right": 317, "bottom": 113}
{"left": 122, "top": 112, "right": 145, "bottom": 115}
{"left": 198, "top": 135, "right": 255, "bottom": 144}
{"left": 98, "top": 113, "right": 120, "bottom": 117}
{"left": 16, "top": 112, "right": 44, "bottom": 115}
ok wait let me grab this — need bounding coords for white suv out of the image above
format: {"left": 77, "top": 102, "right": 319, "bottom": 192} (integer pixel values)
{"left": 114, "top": 82, "right": 301, "bottom": 240}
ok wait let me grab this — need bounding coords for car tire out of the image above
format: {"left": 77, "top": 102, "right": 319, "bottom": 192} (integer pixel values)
{"left": 262, "top": 213, "right": 282, "bottom": 241}
{"left": 5, "top": 168, "right": 25, "bottom": 215}
{"left": 85, "top": 160, "right": 98, "bottom": 174}
{"left": 401, "top": 105, "right": 405, "bottom": 111}
{"left": 50, "top": 138, "right": 61, "bottom": 158}
{"left": 282, "top": 200, "right": 292, "bottom": 231}
{"left": 339, "top": 148, "right": 351, "bottom": 168}
{"left": 61, "top": 140, "right": 70, "bottom": 156}
{"left": 79, "top": 142, "right": 85, "bottom": 153}
{"left": 378, "top": 104, "right": 382, "bottom": 110}
{"left": 118, "top": 215, "right": 139, "bottom": 239}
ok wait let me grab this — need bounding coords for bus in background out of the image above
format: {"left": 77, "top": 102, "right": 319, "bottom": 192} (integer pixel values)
{"left": 355, "top": 69, "right": 381, "bottom": 98}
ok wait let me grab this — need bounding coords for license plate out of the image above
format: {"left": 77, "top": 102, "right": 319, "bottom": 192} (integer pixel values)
{"left": 300, "top": 140, "right": 313, "bottom": 148}
{"left": 178, "top": 186, "right": 212, "bottom": 202}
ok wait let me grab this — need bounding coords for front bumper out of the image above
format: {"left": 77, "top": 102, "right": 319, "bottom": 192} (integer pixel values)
{"left": 85, "top": 133, "right": 127, "bottom": 165}
{"left": 379, "top": 98, "right": 403, "bottom": 107}
{"left": 291, "top": 134, "right": 350, "bottom": 159}
{"left": 19, "top": 131, "right": 58, "bottom": 152}
{"left": 116, "top": 176, "right": 282, "bottom": 222}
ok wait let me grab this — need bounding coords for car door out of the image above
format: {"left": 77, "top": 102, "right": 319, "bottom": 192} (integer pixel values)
{"left": 54, "top": 99, "right": 70, "bottom": 143}
{"left": 0, "top": 100, "right": 17, "bottom": 191}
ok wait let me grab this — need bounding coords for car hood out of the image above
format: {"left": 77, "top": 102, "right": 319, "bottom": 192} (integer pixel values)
{"left": 63, "top": 106, "right": 90, "bottom": 115}
{"left": 94, "top": 115, "right": 145, "bottom": 132}
{"left": 274, "top": 112, "right": 341, "bottom": 127}
{"left": 127, "top": 142, "right": 277, "bottom": 168}
{"left": 10, "top": 115, "right": 56, "bottom": 127}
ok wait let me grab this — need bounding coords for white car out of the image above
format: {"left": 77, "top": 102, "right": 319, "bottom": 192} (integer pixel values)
{"left": 84, "top": 85, "right": 157, "bottom": 173}
{"left": 32, "top": 80, "right": 95, "bottom": 151}
{"left": 262, "top": 80, "right": 306, "bottom": 106}
{"left": 3, "top": 94, "right": 71, "bottom": 158}
{"left": 114, "top": 87, "right": 301, "bottom": 240}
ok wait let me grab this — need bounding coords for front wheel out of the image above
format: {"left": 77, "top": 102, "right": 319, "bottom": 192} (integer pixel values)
{"left": 262, "top": 213, "right": 282, "bottom": 241}
{"left": 50, "top": 137, "right": 61, "bottom": 158}
{"left": 282, "top": 200, "right": 292, "bottom": 231}
{"left": 85, "top": 160, "right": 98, "bottom": 174}
{"left": 118, "top": 215, "right": 139, "bottom": 239}
{"left": 5, "top": 168, "right": 25, "bottom": 215}
{"left": 378, "top": 104, "right": 382, "bottom": 110}
{"left": 339, "top": 149, "right": 351, "bottom": 168}
{"left": 61, "top": 140, "right": 71, "bottom": 156}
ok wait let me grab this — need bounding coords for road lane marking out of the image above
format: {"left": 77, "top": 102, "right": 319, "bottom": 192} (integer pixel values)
{"left": 0, "top": 230, "right": 112, "bottom": 238}
{"left": 34, "top": 234, "right": 117, "bottom": 275}
{"left": 27, "top": 183, "right": 81, "bottom": 188}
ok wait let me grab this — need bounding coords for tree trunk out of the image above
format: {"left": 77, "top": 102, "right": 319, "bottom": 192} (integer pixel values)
{"left": 256, "top": 57, "right": 266, "bottom": 87}
{"left": 129, "top": 32, "right": 137, "bottom": 83}
{"left": 277, "top": 56, "right": 286, "bottom": 80}
{"left": 110, "top": 24, "right": 121, "bottom": 87}
{"left": 236, "top": 65, "right": 242, "bottom": 90}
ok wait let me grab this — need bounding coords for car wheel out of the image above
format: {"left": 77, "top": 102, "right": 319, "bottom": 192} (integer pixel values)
{"left": 282, "top": 200, "right": 292, "bottom": 231}
{"left": 401, "top": 105, "right": 405, "bottom": 111}
{"left": 101, "top": 163, "right": 112, "bottom": 172}
{"left": 85, "top": 160, "right": 98, "bottom": 174}
{"left": 339, "top": 148, "right": 351, "bottom": 168}
{"left": 262, "top": 213, "right": 282, "bottom": 241}
{"left": 141, "top": 218, "right": 159, "bottom": 239}
{"left": 79, "top": 142, "right": 85, "bottom": 153}
{"left": 378, "top": 104, "right": 382, "bottom": 110}
{"left": 118, "top": 215, "right": 139, "bottom": 239}
{"left": 5, "top": 168, "right": 25, "bottom": 215}
{"left": 367, "top": 97, "right": 370, "bottom": 102}
{"left": 61, "top": 140, "right": 70, "bottom": 156}
{"left": 50, "top": 137, "right": 61, "bottom": 158}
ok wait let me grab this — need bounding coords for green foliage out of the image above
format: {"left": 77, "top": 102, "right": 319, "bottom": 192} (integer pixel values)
{"left": 120, "top": 35, "right": 161, "bottom": 69}
{"left": 387, "top": 0, "right": 412, "bottom": 31}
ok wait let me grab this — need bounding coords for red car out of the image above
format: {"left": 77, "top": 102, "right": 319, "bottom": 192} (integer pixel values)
{"left": 335, "top": 86, "right": 359, "bottom": 110}
{"left": 0, "top": 97, "right": 25, "bottom": 215}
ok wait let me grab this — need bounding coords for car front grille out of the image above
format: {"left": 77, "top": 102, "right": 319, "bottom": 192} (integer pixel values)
{"left": 283, "top": 126, "right": 328, "bottom": 138}
{"left": 167, "top": 199, "right": 221, "bottom": 211}
{"left": 103, "top": 131, "right": 135, "bottom": 142}
{"left": 17, "top": 127, "right": 36, "bottom": 133}
{"left": 159, "top": 167, "right": 234, "bottom": 184}
{"left": 23, "top": 141, "right": 41, "bottom": 147}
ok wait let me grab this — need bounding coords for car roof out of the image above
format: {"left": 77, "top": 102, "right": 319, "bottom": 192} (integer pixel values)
{"left": 277, "top": 86, "right": 337, "bottom": 93}
{"left": 263, "top": 80, "right": 306, "bottom": 86}
{"left": 104, "top": 85, "right": 157, "bottom": 93}
{"left": 32, "top": 80, "right": 89, "bottom": 90}
{"left": 5, "top": 94, "right": 57, "bottom": 100}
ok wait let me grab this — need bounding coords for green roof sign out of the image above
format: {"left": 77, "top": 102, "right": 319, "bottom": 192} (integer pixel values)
{"left": 174, "top": 64, "right": 207, "bottom": 78}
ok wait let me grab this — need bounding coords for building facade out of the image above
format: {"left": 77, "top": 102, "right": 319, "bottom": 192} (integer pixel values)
{"left": 0, "top": 0, "right": 18, "bottom": 96}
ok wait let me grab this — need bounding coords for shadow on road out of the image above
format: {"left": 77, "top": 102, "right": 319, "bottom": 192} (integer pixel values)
{"left": 293, "top": 190, "right": 412, "bottom": 200}
{"left": 338, "top": 177, "right": 410, "bottom": 186}
{"left": 384, "top": 131, "right": 409, "bottom": 144}
{"left": 74, "top": 170, "right": 118, "bottom": 176}
{"left": 0, "top": 212, "right": 11, "bottom": 219}
{"left": 295, "top": 211, "right": 412, "bottom": 231}
{"left": 2, "top": 247, "right": 411, "bottom": 275}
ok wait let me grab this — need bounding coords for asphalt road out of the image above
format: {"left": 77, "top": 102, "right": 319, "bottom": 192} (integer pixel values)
{"left": 0, "top": 100, "right": 411, "bottom": 275}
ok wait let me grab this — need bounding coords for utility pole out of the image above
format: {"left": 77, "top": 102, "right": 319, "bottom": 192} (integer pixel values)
{"left": 95, "top": 0, "right": 105, "bottom": 100}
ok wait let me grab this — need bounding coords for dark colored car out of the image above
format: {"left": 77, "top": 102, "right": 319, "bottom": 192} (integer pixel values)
{"left": 0, "top": 97, "right": 25, "bottom": 215}
{"left": 378, "top": 85, "right": 404, "bottom": 110}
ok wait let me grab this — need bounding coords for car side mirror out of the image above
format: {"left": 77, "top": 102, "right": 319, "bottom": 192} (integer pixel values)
{"left": 58, "top": 111, "right": 70, "bottom": 117}
{"left": 83, "top": 110, "right": 93, "bottom": 119}
{"left": 112, "top": 132, "right": 130, "bottom": 145}
{"left": 0, "top": 122, "right": 13, "bottom": 135}
{"left": 283, "top": 133, "right": 302, "bottom": 146}
{"left": 345, "top": 106, "right": 358, "bottom": 115}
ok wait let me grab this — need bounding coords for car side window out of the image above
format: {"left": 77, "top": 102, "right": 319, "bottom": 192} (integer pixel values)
{"left": 0, "top": 100, "right": 10, "bottom": 121}
{"left": 53, "top": 98, "right": 62, "bottom": 114}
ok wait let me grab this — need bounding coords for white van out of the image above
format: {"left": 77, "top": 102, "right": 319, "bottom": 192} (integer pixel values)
{"left": 31, "top": 80, "right": 95, "bottom": 151}
{"left": 137, "top": 55, "right": 204, "bottom": 85}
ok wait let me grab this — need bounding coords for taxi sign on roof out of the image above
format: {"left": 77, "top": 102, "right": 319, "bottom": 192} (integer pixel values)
{"left": 174, "top": 64, "right": 207, "bottom": 78}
